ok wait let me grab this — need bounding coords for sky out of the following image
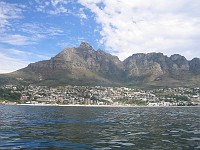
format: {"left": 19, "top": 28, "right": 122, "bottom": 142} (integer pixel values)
{"left": 0, "top": 0, "right": 200, "bottom": 73}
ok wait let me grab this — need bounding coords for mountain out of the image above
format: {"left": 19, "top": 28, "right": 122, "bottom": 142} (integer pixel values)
{"left": 2, "top": 42, "right": 200, "bottom": 87}
{"left": 123, "top": 53, "right": 200, "bottom": 87}
{"left": 124, "top": 53, "right": 192, "bottom": 80}
{"left": 8, "top": 42, "right": 124, "bottom": 86}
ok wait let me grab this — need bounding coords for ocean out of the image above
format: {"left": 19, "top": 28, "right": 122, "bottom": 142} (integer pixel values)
{"left": 0, "top": 105, "right": 199, "bottom": 149}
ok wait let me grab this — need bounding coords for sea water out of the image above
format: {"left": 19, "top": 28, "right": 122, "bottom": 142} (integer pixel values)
{"left": 0, "top": 105, "right": 199, "bottom": 149}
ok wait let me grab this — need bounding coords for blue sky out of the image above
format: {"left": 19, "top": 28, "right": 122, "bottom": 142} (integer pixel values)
{"left": 0, "top": 0, "right": 200, "bottom": 73}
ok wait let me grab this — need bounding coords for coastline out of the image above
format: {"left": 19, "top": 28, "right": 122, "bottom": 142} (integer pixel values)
{"left": 0, "top": 101, "right": 199, "bottom": 107}
{"left": 16, "top": 103, "right": 134, "bottom": 107}
{"left": 0, "top": 103, "right": 196, "bottom": 107}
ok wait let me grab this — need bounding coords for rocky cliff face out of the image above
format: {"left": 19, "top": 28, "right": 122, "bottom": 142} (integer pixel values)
{"left": 123, "top": 52, "right": 196, "bottom": 82}
{"left": 189, "top": 58, "right": 200, "bottom": 75}
{"left": 75, "top": 42, "right": 124, "bottom": 80}
{"left": 9, "top": 42, "right": 200, "bottom": 86}
{"left": 123, "top": 53, "right": 165, "bottom": 81}
{"left": 169, "top": 54, "right": 190, "bottom": 76}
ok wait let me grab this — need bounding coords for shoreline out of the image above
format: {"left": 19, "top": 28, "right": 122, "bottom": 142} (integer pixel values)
{"left": 16, "top": 103, "right": 135, "bottom": 107}
{"left": 0, "top": 103, "right": 197, "bottom": 107}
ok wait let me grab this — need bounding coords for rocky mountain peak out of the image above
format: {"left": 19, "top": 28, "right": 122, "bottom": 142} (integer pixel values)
{"left": 79, "top": 42, "right": 94, "bottom": 50}
{"left": 170, "top": 54, "right": 186, "bottom": 61}
{"left": 170, "top": 54, "right": 189, "bottom": 70}
{"left": 146, "top": 52, "right": 165, "bottom": 59}
{"left": 189, "top": 58, "right": 200, "bottom": 74}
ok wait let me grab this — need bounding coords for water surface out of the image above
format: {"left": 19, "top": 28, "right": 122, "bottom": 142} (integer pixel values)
{"left": 0, "top": 105, "right": 199, "bottom": 149}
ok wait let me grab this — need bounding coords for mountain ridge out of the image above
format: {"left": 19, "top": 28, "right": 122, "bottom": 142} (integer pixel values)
{"left": 1, "top": 42, "right": 200, "bottom": 88}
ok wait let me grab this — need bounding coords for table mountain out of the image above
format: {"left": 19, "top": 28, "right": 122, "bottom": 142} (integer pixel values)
{"left": 2, "top": 42, "right": 200, "bottom": 87}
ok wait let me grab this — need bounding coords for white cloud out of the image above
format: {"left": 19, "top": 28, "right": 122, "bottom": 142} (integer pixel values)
{"left": 50, "top": 0, "right": 69, "bottom": 7}
{"left": 10, "top": 49, "right": 29, "bottom": 56}
{"left": 0, "top": 53, "right": 29, "bottom": 73}
{"left": 35, "top": 0, "right": 71, "bottom": 15}
{"left": 79, "top": 8, "right": 87, "bottom": 19}
{"left": 57, "top": 37, "right": 87, "bottom": 49}
{"left": 79, "top": 0, "right": 200, "bottom": 60}
{"left": 0, "top": 1, "right": 24, "bottom": 28}
{"left": 78, "top": 8, "right": 88, "bottom": 25}
{"left": 0, "top": 1, "right": 23, "bottom": 19}
{"left": 8, "top": 48, "right": 50, "bottom": 61}
{"left": 0, "top": 2, "right": 33, "bottom": 46}
{"left": 20, "top": 23, "right": 65, "bottom": 40}
{"left": 0, "top": 47, "right": 52, "bottom": 73}
{"left": 34, "top": 0, "right": 89, "bottom": 22}
{"left": 0, "top": 22, "right": 65, "bottom": 46}
{"left": 0, "top": 34, "right": 31, "bottom": 45}
{"left": 57, "top": 41, "right": 77, "bottom": 48}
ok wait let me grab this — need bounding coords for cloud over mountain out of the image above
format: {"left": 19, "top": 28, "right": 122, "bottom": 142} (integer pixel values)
{"left": 79, "top": 0, "right": 200, "bottom": 60}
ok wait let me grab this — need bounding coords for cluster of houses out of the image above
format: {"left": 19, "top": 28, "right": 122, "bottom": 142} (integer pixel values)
{"left": 1, "top": 85, "right": 200, "bottom": 106}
